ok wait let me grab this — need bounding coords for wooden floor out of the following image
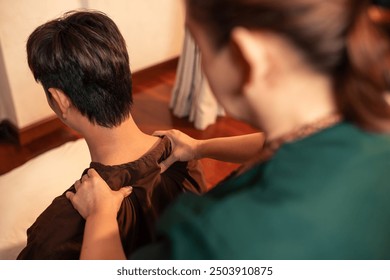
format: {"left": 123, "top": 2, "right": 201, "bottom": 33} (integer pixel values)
{"left": 0, "top": 61, "right": 258, "bottom": 188}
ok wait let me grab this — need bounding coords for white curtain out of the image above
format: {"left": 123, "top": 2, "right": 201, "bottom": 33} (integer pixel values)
{"left": 170, "top": 30, "right": 224, "bottom": 130}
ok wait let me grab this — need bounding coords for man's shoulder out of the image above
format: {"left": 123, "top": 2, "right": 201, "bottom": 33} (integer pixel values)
{"left": 17, "top": 184, "right": 83, "bottom": 259}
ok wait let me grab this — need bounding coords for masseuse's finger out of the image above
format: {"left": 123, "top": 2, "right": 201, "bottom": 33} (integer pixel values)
{"left": 67, "top": 169, "right": 96, "bottom": 202}
{"left": 159, "top": 155, "right": 177, "bottom": 173}
{"left": 67, "top": 177, "right": 82, "bottom": 202}
{"left": 80, "top": 173, "right": 89, "bottom": 183}
{"left": 66, "top": 191, "right": 75, "bottom": 201}
{"left": 153, "top": 130, "right": 177, "bottom": 173}
{"left": 153, "top": 130, "right": 176, "bottom": 148}
{"left": 152, "top": 130, "right": 170, "bottom": 137}
{"left": 87, "top": 168, "right": 99, "bottom": 177}
{"left": 74, "top": 179, "right": 81, "bottom": 191}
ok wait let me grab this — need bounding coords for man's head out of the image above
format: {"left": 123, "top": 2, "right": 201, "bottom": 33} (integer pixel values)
{"left": 27, "top": 10, "right": 132, "bottom": 128}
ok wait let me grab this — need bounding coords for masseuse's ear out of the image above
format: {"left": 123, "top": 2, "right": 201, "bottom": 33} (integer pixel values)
{"left": 230, "top": 27, "right": 269, "bottom": 88}
{"left": 48, "top": 88, "right": 72, "bottom": 119}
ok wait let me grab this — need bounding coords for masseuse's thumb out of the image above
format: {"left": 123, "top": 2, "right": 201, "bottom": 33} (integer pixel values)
{"left": 159, "top": 155, "right": 176, "bottom": 173}
{"left": 118, "top": 186, "right": 133, "bottom": 198}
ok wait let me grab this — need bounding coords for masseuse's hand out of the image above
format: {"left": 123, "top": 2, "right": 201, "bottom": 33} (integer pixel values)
{"left": 153, "top": 129, "right": 201, "bottom": 173}
{"left": 66, "top": 169, "right": 132, "bottom": 220}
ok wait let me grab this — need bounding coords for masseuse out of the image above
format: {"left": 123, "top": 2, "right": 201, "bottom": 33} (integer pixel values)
{"left": 67, "top": 0, "right": 390, "bottom": 259}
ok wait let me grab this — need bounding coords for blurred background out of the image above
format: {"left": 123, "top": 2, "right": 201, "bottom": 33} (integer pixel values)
{"left": 0, "top": 0, "right": 185, "bottom": 130}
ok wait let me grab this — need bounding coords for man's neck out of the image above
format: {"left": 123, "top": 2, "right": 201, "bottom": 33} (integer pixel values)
{"left": 81, "top": 116, "right": 159, "bottom": 166}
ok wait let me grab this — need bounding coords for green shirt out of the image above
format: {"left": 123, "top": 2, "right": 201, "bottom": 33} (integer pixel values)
{"left": 132, "top": 122, "right": 390, "bottom": 259}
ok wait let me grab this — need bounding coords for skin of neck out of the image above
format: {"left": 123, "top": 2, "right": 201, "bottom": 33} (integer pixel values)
{"left": 239, "top": 32, "right": 338, "bottom": 141}
{"left": 248, "top": 70, "right": 337, "bottom": 141}
{"left": 70, "top": 113, "right": 159, "bottom": 166}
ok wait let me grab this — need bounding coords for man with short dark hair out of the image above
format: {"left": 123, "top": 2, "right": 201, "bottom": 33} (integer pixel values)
{"left": 17, "top": 10, "right": 206, "bottom": 259}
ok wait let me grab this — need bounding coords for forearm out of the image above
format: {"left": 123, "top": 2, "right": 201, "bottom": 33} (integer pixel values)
{"left": 197, "top": 133, "right": 265, "bottom": 163}
{"left": 80, "top": 213, "right": 126, "bottom": 260}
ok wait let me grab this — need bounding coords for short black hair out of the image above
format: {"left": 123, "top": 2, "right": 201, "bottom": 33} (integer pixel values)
{"left": 27, "top": 10, "right": 133, "bottom": 128}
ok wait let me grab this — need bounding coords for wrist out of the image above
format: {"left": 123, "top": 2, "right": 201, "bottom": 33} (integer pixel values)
{"left": 194, "top": 139, "right": 205, "bottom": 160}
{"left": 86, "top": 209, "right": 118, "bottom": 221}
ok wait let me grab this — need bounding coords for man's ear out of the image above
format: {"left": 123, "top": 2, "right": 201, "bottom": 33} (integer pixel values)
{"left": 230, "top": 27, "right": 269, "bottom": 88}
{"left": 47, "top": 88, "right": 71, "bottom": 118}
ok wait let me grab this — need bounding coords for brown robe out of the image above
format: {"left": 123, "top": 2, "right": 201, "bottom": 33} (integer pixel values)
{"left": 17, "top": 136, "right": 206, "bottom": 259}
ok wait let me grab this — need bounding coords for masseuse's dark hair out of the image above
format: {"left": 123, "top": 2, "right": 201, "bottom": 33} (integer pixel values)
{"left": 27, "top": 10, "right": 132, "bottom": 128}
{"left": 187, "top": 0, "right": 390, "bottom": 132}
